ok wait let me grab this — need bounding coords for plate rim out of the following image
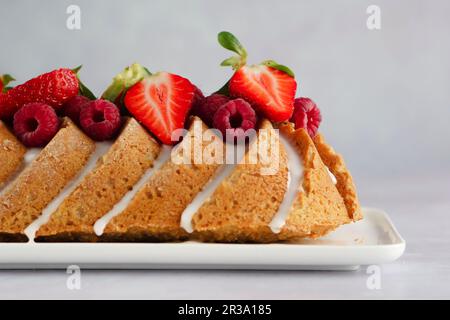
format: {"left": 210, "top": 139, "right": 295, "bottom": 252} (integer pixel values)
{"left": 0, "top": 207, "right": 406, "bottom": 269}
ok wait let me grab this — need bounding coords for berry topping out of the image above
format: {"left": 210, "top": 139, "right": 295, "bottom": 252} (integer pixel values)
{"left": 124, "top": 71, "right": 195, "bottom": 145}
{"left": 102, "top": 63, "right": 151, "bottom": 105}
{"left": 217, "top": 31, "right": 297, "bottom": 122}
{"left": 192, "top": 93, "right": 230, "bottom": 126}
{"left": 0, "top": 68, "right": 79, "bottom": 120}
{"left": 13, "top": 103, "right": 60, "bottom": 147}
{"left": 212, "top": 98, "right": 257, "bottom": 141}
{"left": 192, "top": 85, "right": 205, "bottom": 110}
{"left": 62, "top": 95, "right": 91, "bottom": 124}
{"left": 290, "top": 97, "right": 322, "bottom": 137}
{"left": 79, "top": 99, "right": 121, "bottom": 141}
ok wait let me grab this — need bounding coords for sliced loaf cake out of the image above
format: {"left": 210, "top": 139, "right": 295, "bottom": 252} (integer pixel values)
{"left": 313, "top": 133, "right": 362, "bottom": 221}
{"left": 35, "top": 118, "right": 161, "bottom": 242}
{"left": 191, "top": 119, "right": 289, "bottom": 242}
{"left": 274, "top": 123, "right": 355, "bottom": 240}
{"left": 102, "top": 117, "right": 224, "bottom": 241}
{"left": 0, "top": 118, "right": 95, "bottom": 242}
{"left": 0, "top": 121, "right": 26, "bottom": 188}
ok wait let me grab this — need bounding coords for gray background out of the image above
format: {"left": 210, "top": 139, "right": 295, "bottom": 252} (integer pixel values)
{"left": 1, "top": 0, "right": 449, "bottom": 180}
{"left": 1, "top": 0, "right": 449, "bottom": 299}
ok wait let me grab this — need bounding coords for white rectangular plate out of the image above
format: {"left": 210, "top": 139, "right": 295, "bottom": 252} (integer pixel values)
{"left": 0, "top": 208, "right": 405, "bottom": 270}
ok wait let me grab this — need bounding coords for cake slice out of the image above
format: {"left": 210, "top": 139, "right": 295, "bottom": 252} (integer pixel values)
{"left": 102, "top": 116, "right": 224, "bottom": 241}
{"left": 274, "top": 123, "right": 357, "bottom": 240}
{"left": 313, "top": 133, "right": 362, "bottom": 221}
{"left": 191, "top": 119, "right": 289, "bottom": 242}
{"left": 191, "top": 121, "right": 360, "bottom": 242}
{"left": 0, "top": 121, "right": 26, "bottom": 188}
{"left": 0, "top": 118, "right": 95, "bottom": 242}
{"left": 35, "top": 118, "right": 161, "bottom": 242}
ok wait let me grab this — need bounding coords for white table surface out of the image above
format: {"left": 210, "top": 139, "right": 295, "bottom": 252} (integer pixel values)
{"left": 1, "top": 174, "right": 449, "bottom": 300}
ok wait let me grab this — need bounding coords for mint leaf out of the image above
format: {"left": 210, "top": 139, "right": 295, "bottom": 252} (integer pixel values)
{"left": 102, "top": 63, "right": 151, "bottom": 103}
{"left": 217, "top": 31, "right": 247, "bottom": 70}
{"left": 0, "top": 74, "right": 15, "bottom": 92}
{"left": 261, "top": 60, "right": 295, "bottom": 78}
{"left": 218, "top": 31, "right": 247, "bottom": 58}
{"left": 220, "top": 56, "right": 242, "bottom": 67}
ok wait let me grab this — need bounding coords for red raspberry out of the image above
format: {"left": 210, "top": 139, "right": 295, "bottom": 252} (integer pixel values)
{"left": 212, "top": 98, "right": 257, "bottom": 141}
{"left": 79, "top": 99, "right": 121, "bottom": 141}
{"left": 61, "top": 95, "right": 91, "bottom": 124}
{"left": 193, "top": 93, "right": 230, "bottom": 126}
{"left": 13, "top": 103, "right": 60, "bottom": 147}
{"left": 191, "top": 85, "right": 205, "bottom": 110}
{"left": 291, "top": 97, "right": 322, "bottom": 137}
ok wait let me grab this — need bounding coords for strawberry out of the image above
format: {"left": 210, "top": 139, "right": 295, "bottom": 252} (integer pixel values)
{"left": 102, "top": 63, "right": 151, "bottom": 106}
{"left": 228, "top": 65, "right": 297, "bottom": 122}
{"left": 0, "top": 68, "right": 80, "bottom": 120}
{"left": 217, "top": 31, "right": 297, "bottom": 122}
{"left": 124, "top": 71, "right": 195, "bottom": 145}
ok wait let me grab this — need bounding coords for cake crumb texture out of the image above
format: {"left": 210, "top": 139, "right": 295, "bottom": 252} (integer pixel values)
{"left": 0, "top": 121, "right": 26, "bottom": 188}
{"left": 0, "top": 118, "right": 95, "bottom": 241}
{"left": 103, "top": 117, "right": 223, "bottom": 241}
{"left": 35, "top": 118, "right": 161, "bottom": 242}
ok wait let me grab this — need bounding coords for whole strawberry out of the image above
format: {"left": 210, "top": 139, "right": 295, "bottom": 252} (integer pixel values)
{"left": 0, "top": 68, "right": 79, "bottom": 120}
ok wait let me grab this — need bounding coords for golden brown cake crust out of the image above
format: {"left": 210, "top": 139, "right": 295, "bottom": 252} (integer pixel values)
{"left": 0, "top": 121, "right": 26, "bottom": 188}
{"left": 102, "top": 117, "right": 222, "bottom": 241}
{"left": 35, "top": 118, "right": 161, "bottom": 242}
{"left": 0, "top": 114, "right": 361, "bottom": 243}
{"left": 313, "top": 133, "right": 362, "bottom": 221}
{"left": 0, "top": 118, "right": 95, "bottom": 242}
{"left": 192, "top": 120, "right": 289, "bottom": 243}
{"left": 277, "top": 124, "right": 353, "bottom": 240}
{"left": 193, "top": 121, "right": 360, "bottom": 242}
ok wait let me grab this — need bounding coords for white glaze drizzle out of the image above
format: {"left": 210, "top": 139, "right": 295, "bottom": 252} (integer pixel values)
{"left": 180, "top": 143, "right": 247, "bottom": 233}
{"left": 268, "top": 135, "right": 304, "bottom": 234}
{"left": 93, "top": 145, "right": 172, "bottom": 236}
{"left": 24, "top": 142, "right": 112, "bottom": 241}
{"left": 0, "top": 148, "right": 41, "bottom": 194}
{"left": 327, "top": 167, "right": 338, "bottom": 185}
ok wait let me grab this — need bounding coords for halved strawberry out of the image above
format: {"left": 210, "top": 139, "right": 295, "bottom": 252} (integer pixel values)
{"left": 124, "top": 72, "right": 195, "bottom": 145}
{"left": 217, "top": 31, "right": 297, "bottom": 122}
{"left": 102, "top": 63, "right": 151, "bottom": 106}
{"left": 228, "top": 65, "right": 296, "bottom": 122}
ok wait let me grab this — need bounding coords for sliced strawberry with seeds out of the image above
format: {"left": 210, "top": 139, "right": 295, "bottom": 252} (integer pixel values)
{"left": 124, "top": 72, "right": 195, "bottom": 145}
{"left": 217, "top": 31, "right": 297, "bottom": 122}
{"left": 101, "top": 63, "right": 151, "bottom": 106}
{"left": 229, "top": 65, "right": 296, "bottom": 122}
